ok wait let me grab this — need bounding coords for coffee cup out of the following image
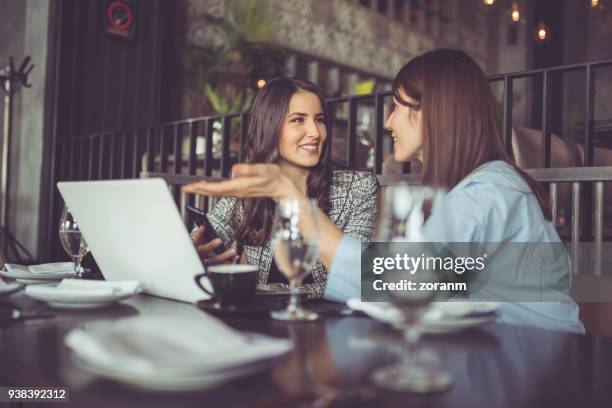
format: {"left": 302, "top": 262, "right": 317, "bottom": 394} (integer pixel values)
{"left": 194, "top": 264, "right": 259, "bottom": 310}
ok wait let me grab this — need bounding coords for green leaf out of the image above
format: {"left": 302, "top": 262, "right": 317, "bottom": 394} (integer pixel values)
{"left": 204, "top": 84, "right": 229, "bottom": 114}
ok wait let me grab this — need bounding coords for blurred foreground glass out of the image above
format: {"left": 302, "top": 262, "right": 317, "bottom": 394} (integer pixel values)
{"left": 270, "top": 198, "right": 320, "bottom": 321}
{"left": 59, "top": 205, "right": 89, "bottom": 278}
{"left": 371, "top": 184, "right": 452, "bottom": 392}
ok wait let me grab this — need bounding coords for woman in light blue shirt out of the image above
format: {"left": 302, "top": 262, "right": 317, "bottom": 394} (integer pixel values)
{"left": 184, "top": 49, "right": 583, "bottom": 333}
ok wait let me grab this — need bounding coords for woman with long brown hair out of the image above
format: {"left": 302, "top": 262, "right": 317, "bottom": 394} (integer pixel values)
{"left": 185, "top": 50, "right": 582, "bottom": 332}
{"left": 193, "top": 77, "right": 378, "bottom": 296}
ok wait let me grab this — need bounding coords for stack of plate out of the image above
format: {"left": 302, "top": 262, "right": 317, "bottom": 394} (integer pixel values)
{"left": 0, "top": 262, "right": 76, "bottom": 285}
{"left": 65, "top": 315, "right": 292, "bottom": 390}
{"left": 0, "top": 280, "right": 23, "bottom": 297}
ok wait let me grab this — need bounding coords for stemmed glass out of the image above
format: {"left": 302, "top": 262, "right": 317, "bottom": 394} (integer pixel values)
{"left": 270, "top": 198, "right": 320, "bottom": 321}
{"left": 370, "top": 184, "right": 453, "bottom": 392}
{"left": 58, "top": 205, "right": 90, "bottom": 278}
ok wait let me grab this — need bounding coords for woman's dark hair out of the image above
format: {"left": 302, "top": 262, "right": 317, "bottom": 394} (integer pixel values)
{"left": 233, "top": 77, "right": 332, "bottom": 245}
{"left": 392, "top": 48, "right": 550, "bottom": 219}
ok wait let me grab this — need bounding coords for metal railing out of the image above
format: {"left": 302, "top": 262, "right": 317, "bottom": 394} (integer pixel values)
{"left": 46, "top": 58, "right": 612, "bottom": 259}
{"left": 488, "top": 60, "right": 612, "bottom": 168}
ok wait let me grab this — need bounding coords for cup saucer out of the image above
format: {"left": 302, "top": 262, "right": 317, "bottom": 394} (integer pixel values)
{"left": 196, "top": 299, "right": 274, "bottom": 318}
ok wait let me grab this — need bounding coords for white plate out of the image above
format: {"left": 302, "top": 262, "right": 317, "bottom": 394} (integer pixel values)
{"left": 71, "top": 354, "right": 276, "bottom": 391}
{"left": 46, "top": 301, "right": 120, "bottom": 310}
{"left": 67, "top": 329, "right": 288, "bottom": 391}
{"left": 347, "top": 299, "right": 499, "bottom": 334}
{"left": 0, "top": 280, "right": 23, "bottom": 296}
{"left": 0, "top": 269, "right": 75, "bottom": 281}
{"left": 24, "top": 284, "right": 139, "bottom": 309}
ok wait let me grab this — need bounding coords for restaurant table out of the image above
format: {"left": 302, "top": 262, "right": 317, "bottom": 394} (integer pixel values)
{"left": 1, "top": 293, "right": 612, "bottom": 408}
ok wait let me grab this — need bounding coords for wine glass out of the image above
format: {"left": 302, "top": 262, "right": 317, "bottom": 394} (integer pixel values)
{"left": 370, "top": 184, "right": 453, "bottom": 392}
{"left": 58, "top": 205, "right": 89, "bottom": 278}
{"left": 270, "top": 198, "right": 320, "bottom": 321}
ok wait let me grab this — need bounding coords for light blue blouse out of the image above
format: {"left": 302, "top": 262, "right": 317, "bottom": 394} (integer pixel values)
{"left": 324, "top": 160, "right": 584, "bottom": 333}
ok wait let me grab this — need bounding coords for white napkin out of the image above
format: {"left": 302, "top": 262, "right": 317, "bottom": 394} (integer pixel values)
{"left": 5, "top": 262, "right": 74, "bottom": 274}
{"left": 347, "top": 299, "right": 500, "bottom": 324}
{"left": 25, "top": 279, "right": 142, "bottom": 299}
{"left": 65, "top": 315, "right": 292, "bottom": 377}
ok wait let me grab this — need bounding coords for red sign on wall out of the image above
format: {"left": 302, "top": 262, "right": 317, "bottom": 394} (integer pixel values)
{"left": 105, "top": 0, "right": 136, "bottom": 40}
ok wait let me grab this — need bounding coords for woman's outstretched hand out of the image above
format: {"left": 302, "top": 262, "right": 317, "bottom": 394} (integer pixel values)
{"left": 181, "top": 164, "right": 301, "bottom": 200}
{"left": 183, "top": 162, "right": 343, "bottom": 270}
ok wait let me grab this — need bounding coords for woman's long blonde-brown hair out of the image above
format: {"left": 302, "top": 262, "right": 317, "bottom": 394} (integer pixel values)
{"left": 393, "top": 49, "right": 550, "bottom": 219}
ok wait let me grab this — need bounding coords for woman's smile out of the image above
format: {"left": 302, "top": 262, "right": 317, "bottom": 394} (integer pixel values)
{"left": 298, "top": 141, "right": 320, "bottom": 154}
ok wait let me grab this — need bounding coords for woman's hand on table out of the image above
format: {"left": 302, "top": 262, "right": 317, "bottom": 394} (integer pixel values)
{"left": 181, "top": 164, "right": 302, "bottom": 200}
{"left": 192, "top": 225, "right": 238, "bottom": 265}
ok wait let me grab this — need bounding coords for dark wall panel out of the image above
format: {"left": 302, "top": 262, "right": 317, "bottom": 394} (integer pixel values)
{"left": 56, "top": 0, "right": 169, "bottom": 139}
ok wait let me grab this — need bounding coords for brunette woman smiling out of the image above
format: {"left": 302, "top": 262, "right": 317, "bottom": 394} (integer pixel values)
{"left": 192, "top": 77, "right": 378, "bottom": 297}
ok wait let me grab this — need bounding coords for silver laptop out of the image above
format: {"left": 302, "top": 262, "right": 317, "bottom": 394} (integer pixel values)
{"left": 57, "top": 178, "right": 208, "bottom": 303}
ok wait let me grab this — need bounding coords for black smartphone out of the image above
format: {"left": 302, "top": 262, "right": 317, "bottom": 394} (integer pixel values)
{"left": 187, "top": 205, "right": 228, "bottom": 253}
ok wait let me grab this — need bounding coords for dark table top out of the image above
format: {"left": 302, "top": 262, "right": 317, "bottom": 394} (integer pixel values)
{"left": 2, "top": 293, "right": 612, "bottom": 408}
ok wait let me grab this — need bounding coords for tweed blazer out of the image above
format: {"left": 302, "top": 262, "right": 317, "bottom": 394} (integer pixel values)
{"left": 207, "top": 169, "right": 378, "bottom": 297}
